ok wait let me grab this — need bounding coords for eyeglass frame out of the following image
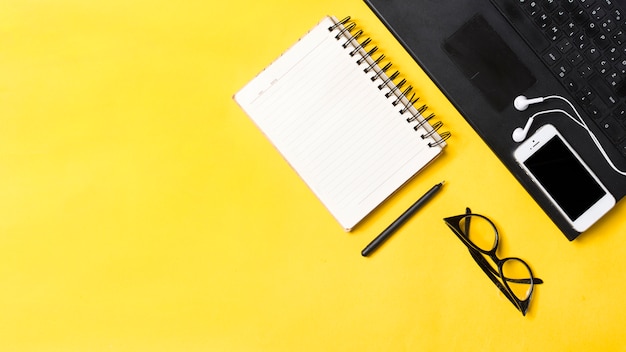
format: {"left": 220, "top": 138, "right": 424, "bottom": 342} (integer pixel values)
{"left": 443, "top": 208, "right": 543, "bottom": 316}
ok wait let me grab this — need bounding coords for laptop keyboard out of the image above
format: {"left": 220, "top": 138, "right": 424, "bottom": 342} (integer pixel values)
{"left": 492, "top": 0, "right": 626, "bottom": 158}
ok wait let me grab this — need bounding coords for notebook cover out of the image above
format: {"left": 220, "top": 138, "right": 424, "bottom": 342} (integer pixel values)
{"left": 235, "top": 16, "right": 446, "bottom": 231}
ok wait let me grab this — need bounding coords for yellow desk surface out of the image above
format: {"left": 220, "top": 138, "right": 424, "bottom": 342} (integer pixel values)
{"left": 2, "top": 1, "right": 626, "bottom": 351}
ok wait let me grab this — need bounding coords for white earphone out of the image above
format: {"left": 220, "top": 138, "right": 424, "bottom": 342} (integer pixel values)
{"left": 511, "top": 94, "right": 626, "bottom": 176}
{"left": 513, "top": 95, "right": 545, "bottom": 111}
{"left": 512, "top": 116, "right": 535, "bottom": 142}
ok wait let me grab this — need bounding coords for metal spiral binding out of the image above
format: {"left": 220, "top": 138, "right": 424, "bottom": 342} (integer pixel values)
{"left": 327, "top": 16, "right": 451, "bottom": 147}
{"left": 422, "top": 122, "right": 452, "bottom": 147}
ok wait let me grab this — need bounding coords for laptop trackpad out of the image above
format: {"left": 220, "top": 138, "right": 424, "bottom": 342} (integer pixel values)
{"left": 443, "top": 14, "right": 536, "bottom": 111}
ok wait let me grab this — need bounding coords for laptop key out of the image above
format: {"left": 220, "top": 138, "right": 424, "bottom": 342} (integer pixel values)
{"left": 615, "top": 30, "right": 626, "bottom": 45}
{"left": 554, "top": 62, "right": 571, "bottom": 78}
{"left": 557, "top": 38, "right": 573, "bottom": 53}
{"left": 577, "top": 87, "right": 594, "bottom": 105}
{"left": 612, "top": 8, "right": 625, "bottom": 23}
{"left": 607, "top": 71, "right": 621, "bottom": 86}
{"left": 544, "top": 49, "right": 561, "bottom": 65}
{"left": 590, "top": 74, "right": 619, "bottom": 104}
{"left": 585, "top": 101, "right": 606, "bottom": 119}
{"left": 614, "top": 104, "right": 626, "bottom": 120}
{"left": 522, "top": 1, "right": 540, "bottom": 16}
{"left": 600, "top": 117, "right": 626, "bottom": 143}
{"left": 564, "top": 76, "right": 579, "bottom": 91}
{"left": 568, "top": 52, "right": 585, "bottom": 66}
{"left": 596, "top": 59, "right": 611, "bottom": 74}
{"left": 595, "top": 33, "right": 612, "bottom": 49}
{"left": 577, "top": 64, "right": 594, "bottom": 78}
{"left": 591, "top": 6, "right": 607, "bottom": 21}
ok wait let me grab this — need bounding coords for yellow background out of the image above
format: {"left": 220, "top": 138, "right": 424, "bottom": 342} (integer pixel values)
{"left": 2, "top": 0, "right": 626, "bottom": 351}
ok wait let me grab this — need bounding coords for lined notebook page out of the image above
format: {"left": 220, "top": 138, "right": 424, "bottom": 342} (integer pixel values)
{"left": 235, "top": 16, "right": 444, "bottom": 230}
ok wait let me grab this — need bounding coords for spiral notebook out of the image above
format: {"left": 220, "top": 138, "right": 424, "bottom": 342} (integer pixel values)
{"left": 234, "top": 16, "right": 450, "bottom": 231}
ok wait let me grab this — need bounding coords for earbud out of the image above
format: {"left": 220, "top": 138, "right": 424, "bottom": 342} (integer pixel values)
{"left": 512, "top": 116, "right": 534, "bottom": 142}
{"left": 512, "top": 96, "right": 545, "bottom": 142}
{"left": 514, "top": 95, "right": 545, "bottom": 111}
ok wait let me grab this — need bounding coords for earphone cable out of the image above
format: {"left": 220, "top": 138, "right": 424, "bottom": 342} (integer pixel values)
{"left": 545, "top": 95, "right": 626, "bottom": 177}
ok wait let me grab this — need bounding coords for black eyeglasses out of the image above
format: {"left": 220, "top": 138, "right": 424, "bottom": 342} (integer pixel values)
{"left": 443, "top": 208, "right": 543, "bottom": 316}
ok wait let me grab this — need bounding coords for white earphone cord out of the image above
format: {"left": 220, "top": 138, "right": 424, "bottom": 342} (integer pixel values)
{"left": 536, "top": 95, "right": 626, "bottom": 177}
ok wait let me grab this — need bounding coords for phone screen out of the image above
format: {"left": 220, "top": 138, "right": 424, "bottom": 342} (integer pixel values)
{"left": 523, "top": 137, "right": 606, "bottom": 220}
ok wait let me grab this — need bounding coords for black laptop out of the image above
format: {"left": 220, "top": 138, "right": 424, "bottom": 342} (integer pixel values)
{"left": 364, "top": 0, "right": 626, "bottom": 240}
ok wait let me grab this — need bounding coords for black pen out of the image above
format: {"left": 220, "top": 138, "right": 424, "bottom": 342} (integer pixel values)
{"left": 361, "top": 181, "right": 445, "bottom": 257}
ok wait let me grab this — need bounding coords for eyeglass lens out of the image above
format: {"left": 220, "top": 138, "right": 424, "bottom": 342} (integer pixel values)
{"left": 458, "top": 214, "right": 534, "bottom": 302}
{"left": 501, "top": 258, "right": 534, "bottom": 301}
{"left": 458, "top": 214, "right": 497, "bottom": 252}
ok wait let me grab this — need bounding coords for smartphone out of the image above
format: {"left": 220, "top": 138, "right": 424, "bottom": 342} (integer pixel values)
{"left": 513, "top": 124, "right": 615, "bottom": 232}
